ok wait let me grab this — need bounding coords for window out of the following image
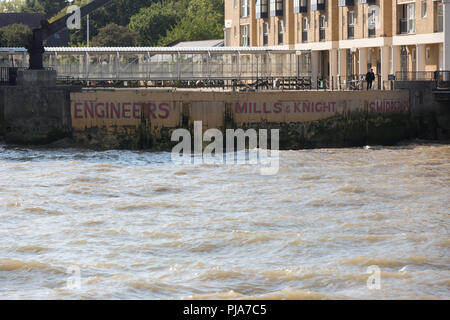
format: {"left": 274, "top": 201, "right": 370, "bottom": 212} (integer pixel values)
{"left": 436, "top": 2, "right": 443, "bottom": 32}
{"left": 412, "top": 48, "right": 416, "bottom": 62}
{"left": 302, "top": 17, "right": 308, "bottom": 43}
{"left": 311, "top": 0, "right": 325, "bottom": 11}
{"left": 348, "top": 11, "right": 354, "bottom": 39}
{"left": 240, "top": 25, "right": 249, "bottom": 46}
{"left": 263, "top": 22, "right": 269, "bottom": 46}
{"left": 426, "top": 47, "right": 430, "bottom": 61}
{"left": 270, "top": 0, "right": 284, "bottom": 16}
{"left": 256, "top": 0, "right": 269, "bottom": 19}
{"left": 319, "top": 15, "right": 326, "bottom": 41}
{"left": 407, "top": 3, "right": 415, "bottom": 34}
{"left": 278, "top": 20, "right": 284, "bottom": 44}
{"left": 368, "top": 7, "right": 376, "bottom": 37}
{"left": 421, "top": 1, "right": 427, "bottom": 18}
{"left": 234, "top": 0, "right": 237, "bottom": 8}
{"left": 294, "top": 0, "right": 308, "bottom": 13}
{"left": 241, "top": 0, "right": 250, "bottom": 18}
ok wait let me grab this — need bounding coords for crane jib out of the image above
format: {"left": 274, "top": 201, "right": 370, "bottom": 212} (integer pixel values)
{"left": 28, "top": 0, "right": 113, "bottom": 70}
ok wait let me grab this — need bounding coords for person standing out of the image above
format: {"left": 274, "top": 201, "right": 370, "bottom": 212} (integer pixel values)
{"left": 366, "top": 68, "right": 375, "bottom": 90}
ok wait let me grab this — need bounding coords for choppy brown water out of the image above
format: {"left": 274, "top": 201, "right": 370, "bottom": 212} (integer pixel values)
{"left": 0, "top": 143, "right": 449, "bottom": 299}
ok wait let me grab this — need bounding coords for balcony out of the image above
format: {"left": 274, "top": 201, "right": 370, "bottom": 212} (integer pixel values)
{"left": 311, "top": 0, "right": 326, "bottom": 11}
{"left": 294, "top": 0, "right": 308, "bottom": 13}
{"left": 339, "top": 0, "right": 354, "bottom": 6}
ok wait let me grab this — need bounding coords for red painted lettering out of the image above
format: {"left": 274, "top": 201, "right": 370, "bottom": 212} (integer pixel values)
{"left": 95, "top": 103, "right": 105, "bottom": 118}
{"left": 235, "top": 103, "right": 248, "bottom": 114}
{"left": 84, "top": 102, "right": 94, "bottom": 118}
{"left": 74, "top": 102, "right": 83, "bottom": 119}
{"left": 122, "top": 103, "right": 131, "bottom": 119}
{"left": 110, "top": 102, "right": 121, "bottom": 119}
{"left": 159, "top": 103, "right": 170, "bottom": 119}
{"left": 303, "top": 102, "right": 310, "bottom": 113}
{"left": 315, "top": 102, "right": 322, "bottom": 113}
{"left": 132, "top": 103, "right": 140, "bottom": 119}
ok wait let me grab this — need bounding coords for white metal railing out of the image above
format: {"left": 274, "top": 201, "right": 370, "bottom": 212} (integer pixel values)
{"left": 0, "top": 47, "right": 310, "bottom": 82}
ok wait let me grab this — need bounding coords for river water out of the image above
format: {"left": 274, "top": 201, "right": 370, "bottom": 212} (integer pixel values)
{"left": 0, "top": 143, "right": 448, "bottom": 299}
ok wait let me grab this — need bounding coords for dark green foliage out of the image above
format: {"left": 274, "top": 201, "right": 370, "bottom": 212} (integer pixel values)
{"left": 0, "top": 24, "right": 32, "bottom": 47}
{"left": 90, "top": 23, "right": 138, "bottom": 47}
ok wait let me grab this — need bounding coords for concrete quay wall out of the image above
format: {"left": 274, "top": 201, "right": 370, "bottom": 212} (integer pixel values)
{"left": 68, "top": 89, "right": 411, "bottom": 150}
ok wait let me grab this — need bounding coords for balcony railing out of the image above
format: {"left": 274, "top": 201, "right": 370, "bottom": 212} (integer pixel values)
{"left": 0, "top": 67, "right": 26, "bottom": 86}
{"left": 302, "top": 31, "right": 308, "bottom": 43}
{"left": 359, "top": 0, "right": 375, "bottom": 4}
{"left": 395, "top": 71, "right": 435, "bottom": 81}
{"left": 368, "top": 27, "right": 376, "bottom": 37}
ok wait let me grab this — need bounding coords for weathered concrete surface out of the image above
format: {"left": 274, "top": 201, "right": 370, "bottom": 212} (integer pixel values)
{"left": 395, "top": 81, "right": 450, "bottom": 140}
{"left": 16, "top": 69, "right": 57, "bottom": 87}
{"left": 0, "top": 85, "right": 72, "bottom": 144}
{"left": 69, "top": 90, "right": 411, "bottom": 150}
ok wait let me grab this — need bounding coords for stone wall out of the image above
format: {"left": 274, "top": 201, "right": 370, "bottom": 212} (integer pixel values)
{"left": 394, "top": 81, "right": 450, "bottom": 140}
{"left": 0, "top": 84, "right": 72, "bottom": 144}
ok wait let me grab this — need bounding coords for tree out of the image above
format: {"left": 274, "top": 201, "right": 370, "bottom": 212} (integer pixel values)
{"left": 128, "top": 1, "right": 185, "bottom": 46}
{"left": 90, "top": 23, "right": 137, "bottom": 47}
{"left": 0, "top": 0, "right": 25, "bottom": 12}
{"left": 159, "top": 0, "right": 224, "bottom": 46}
{"left": 0, "top": 23, "right": 32, "bottom": 47}
{"left": 61, "top": 0, "right": 155, "bottom": 46}
{"left": 20, "top": 0, "right": 67, "bottom": 16}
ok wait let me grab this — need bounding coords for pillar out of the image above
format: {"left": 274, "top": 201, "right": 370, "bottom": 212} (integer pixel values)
{"left": 359, "top": 47, "right": 368, "bottom": 76}
{"left": 329, "top": 48, "right": 338, "bottom": 89}
{"left": 338, "top": 49, "right": 347, "bottom": 89}
{"left": 443, "top": 0, "right": 450, "bottom": 73}
{"left": 380, "top": 46, "right": 390, "bottom": 89}
{"left": 416, "top": 44, "right": 425, "bottom": 73}
{"left": 391, "top": 45, "right": 400, "bottom": 75}
{"left": 311, "top": 50, "right": 319, "bottom": 88}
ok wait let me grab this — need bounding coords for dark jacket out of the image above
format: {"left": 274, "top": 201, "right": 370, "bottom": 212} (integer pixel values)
{"left": 366, "top": 72, "right": 375, "bottom": 82}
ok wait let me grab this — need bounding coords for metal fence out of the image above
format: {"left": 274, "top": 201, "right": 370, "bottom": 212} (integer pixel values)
{"left": 395, "top": 71, "right": 436, "bottom": 81}
{"left": 0, "top": 67, "right": 24, "bottom": 85}
{"left": 434, "top": 71, "right": 450, "bottom": 90}
{"left": 41, "top": 47, "right": 302, "bottom": 82}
